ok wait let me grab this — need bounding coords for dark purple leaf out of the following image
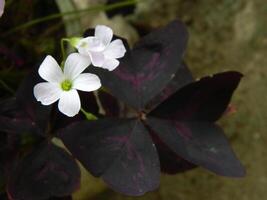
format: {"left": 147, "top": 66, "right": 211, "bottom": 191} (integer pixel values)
{"left": 49, "top": 107, "right": 83, "bottom": 134}
{"left": 88, "top": 20, "right": 188, "bottom": 110}
{"left": 0, "top": 116, "right": 39, "bottom": 135}
{"left": 148, "top": 129, "right": 196, "bottom": 174}
{"left": 150, "top": 71, "right": 243, "bottom": 122}
{"left": 7, "top": 143, "right": 80, "bottom": 200}
{"left": 79, "top": 92, "right": 99, "bottom": 115}
{"left": 0, "top": 163, "right": 5, "bottom": 191}
{"left": 50, "top": 92, "right": 98, "bottom": 132}
{"left": 146, "top": 118, "right": 245, "bottom": 177}
{"left": 145, "top": 62, "right": 194, "bottom": 112}
{"left": 0, "top": 97, "right": 46, "bottom": 137}
{"left": 60, "top": 119, "right": 134, "bottom": 177}
{"left": 15, "top": 67, "right": 52, "bottom": 132}
{"left": 98, "top": 91, "right": 120, "bottom": 117}
{"left": 0, "top": 131, "right": 20, "bottom": 166}
{"left": 60, "top": 119, "right": 160, "bottom": 196}
{"left": 157, "top": 149, "right": 196, "bottom": 174}
{"left": 0, "top": 98, "right": 18, "bottom": 117}
{"left": 102, "top": 120, "right": 160, "bottom": 196}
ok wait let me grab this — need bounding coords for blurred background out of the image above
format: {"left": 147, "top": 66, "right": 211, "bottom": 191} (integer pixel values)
{"left": 0, "top": 0, "right": 267, "bottom": 199}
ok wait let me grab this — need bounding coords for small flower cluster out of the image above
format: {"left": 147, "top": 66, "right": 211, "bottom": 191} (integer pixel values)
{"left": 34, "top": 25, "right": 126, "bottom": 117}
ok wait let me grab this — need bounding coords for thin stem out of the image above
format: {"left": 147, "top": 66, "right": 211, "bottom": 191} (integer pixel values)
{"left": 80, "top": 107, "right": 98, "bottom": 120}
{"left": 60, "top": 38, "right": 69, "bottom": 65}
{"left": 0, "top": 79, "right": 15, "bottom": 94}
{"left": 2, "top": 0, "right": 138, "bottom": 36}
{"left": 93, "top": 91, "right": 106, "bottom": 115}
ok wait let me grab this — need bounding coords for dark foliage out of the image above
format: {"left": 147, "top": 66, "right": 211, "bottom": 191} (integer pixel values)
{"left": 60, "top": 19, "right": 245, "bottom": 196}
{"left": 0, "top": 69, "right": 86, "bottom": 200}
{"left": 0, "top": 19, "right": 245, "bottom": 199}
{"left": 7, "top": 143, "right": 79, "bottom": 200}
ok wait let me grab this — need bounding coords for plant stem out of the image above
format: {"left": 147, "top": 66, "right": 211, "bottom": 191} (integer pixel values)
{"left": 93, "top": 91, "right": 106, "bottom": 115}
{"left": 60, "top": 38, "right": 69, "bottom": 65}
{"left": 3, "top": 0, "right": 138, "bottom": 36}
{"left": 80, "top": 108, "right": 98, "bottom": 120}
{"left": 0, "top": 79, "right": 15, "bottom": 94}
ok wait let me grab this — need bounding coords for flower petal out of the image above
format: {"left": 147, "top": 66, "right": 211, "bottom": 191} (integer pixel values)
{"left": 38, "top": 55, "right": 63, "bottom": 83}
{"left": 58, "top": 89, "right": 81, "bottom": 117}
{"left": 87, "top": 37, "right": 106, "bottom": 52}
{"left": 33, "top": 82, "right": 61, "bottom": 105}
{"left": 104, "top": 39, "right": 126, "bottom": 59}
{"left": 76, "top": 37, "right": 105, "bottom": 54}
{"left": 73, "top": 73, "right": 101, "bottom": 92}
{"left": 76, "top": 38, "right": 90, "bottom": 56}
{"left": 89, "top": 51, "right": 105, "bottom": 67}
{"left": 64, "top": 53, "right": 91, "bottom": 80}
{"left": 102, "top": 59, "right": 120, "bottom": 71}
{"left": 95, "top": 25, "right": 113, "bottom": 46}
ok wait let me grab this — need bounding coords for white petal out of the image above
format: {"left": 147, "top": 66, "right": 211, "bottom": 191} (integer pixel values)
{"left": 64, "top": 53, "right": 91, "bottom": 80}
{"left": 102, "top": 59, "right": 120, "bottom": 71}
{"left": 87, "top": 37, "right": 105, "bottom": 52}
{"left": 38, "top": 55, "right": 63, "bottom": 83}
{"left": 58, "top": 89, "right": 81, "bottom": 117}
{"left": 77, "top": 37, "right": 105, "bottom": 54}
{"left": 90, "top": 51, "right": 105, "bottom": 67}
{"left": 33, "top": 82, "right": 61, "bottom": 105}
{"left": 104, "top": 39, "right": 126, "bottom": 59}
{"left": 73, "top": 73, "right": 101, "bottom": 92}
{"left": 95, "top": 25, "right": 113, "bottom": 46}
{"left": 76, "top": 38, "right": 90, "bottom": 56}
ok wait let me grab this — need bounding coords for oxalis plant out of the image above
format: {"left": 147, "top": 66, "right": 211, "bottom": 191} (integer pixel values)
{"left": 0, "top": 20, "right": 245, "bottom": 200}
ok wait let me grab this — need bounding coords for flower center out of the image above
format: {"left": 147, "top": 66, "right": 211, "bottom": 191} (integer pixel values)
{"left": 80, "top": 41, "right": 88, "bottom": 48}
{"left": 61, "top": 80, "right": 72, "bottom": 91}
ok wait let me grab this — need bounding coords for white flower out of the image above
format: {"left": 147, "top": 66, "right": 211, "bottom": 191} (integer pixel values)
{"left": 33, "top": 53, "right": 101, "bottom": 117}
{"left": 75, "top": 25, "right": 126, "bottom": 71}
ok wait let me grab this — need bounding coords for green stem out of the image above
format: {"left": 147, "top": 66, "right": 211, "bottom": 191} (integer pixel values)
{"left": 80, "top": 108, "right": 98, "bottom": 120}
{"left": 0, "top": 79, "right": 15, "bottom": 94}
{"left": 3, "top": 0, "right": 138, "bottom": 36}
{"left": 60, "top": 38, "right": 70, "bottom": 65}
{"left": 93, "top": 91, "right": 106, "bottom": 115}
